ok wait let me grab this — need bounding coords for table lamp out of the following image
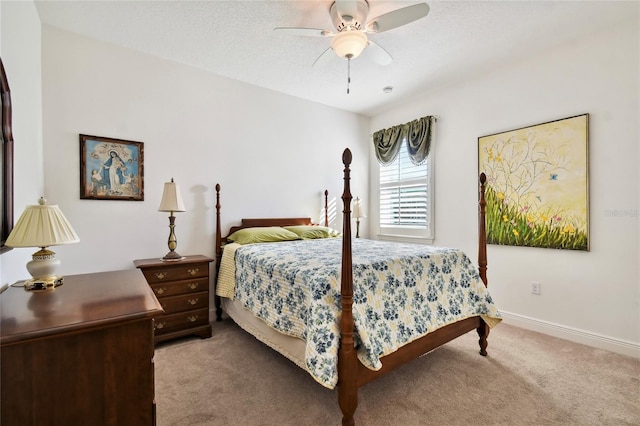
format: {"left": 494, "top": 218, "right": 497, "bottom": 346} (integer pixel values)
{"left": 353, "top": 197, "right": 366, "bottom": 238}
{"left": 158, "top": 178, "right": 186, "bottom": 261}
{"left": 5, "top": 197, "right": 80, "bottom": 291}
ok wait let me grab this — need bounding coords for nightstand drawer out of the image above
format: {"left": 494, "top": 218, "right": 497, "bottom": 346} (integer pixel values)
{"left": 158, "top": 291, "right": 208, "bottom": 314}
{"left": 153, "top": 308, "right": 209, "bottom": 335}
{"left": 141, "top": 262, "right": 209, "bottom": 283}
{"left": 149, "top": 278, "right": 209, "bottom": 298}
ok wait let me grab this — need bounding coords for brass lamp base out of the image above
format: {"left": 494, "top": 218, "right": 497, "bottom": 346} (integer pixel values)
{"left": 162, "top": 213, "right": 185, "bottom": 262}
{"left": 23, "top": 276, "right": 64, "bottom": 292}
{"left": 162, "top": 251, "right": 185, "bottom": 262}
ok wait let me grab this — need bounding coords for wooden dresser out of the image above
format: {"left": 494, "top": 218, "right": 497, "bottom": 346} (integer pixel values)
{"left": 0, "top": 269, "right": 163, "bottom": 426}
{"left": 134, "top": 255, "right": 213, "bottom": 344}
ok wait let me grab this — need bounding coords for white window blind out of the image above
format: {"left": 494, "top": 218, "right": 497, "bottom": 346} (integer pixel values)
{"left": 379, "top": 140, "right": 432, "bottom": 238}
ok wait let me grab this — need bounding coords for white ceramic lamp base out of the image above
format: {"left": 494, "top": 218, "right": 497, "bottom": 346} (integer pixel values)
{"left": 24, "top": 248, "right": 64, "bottom": 291}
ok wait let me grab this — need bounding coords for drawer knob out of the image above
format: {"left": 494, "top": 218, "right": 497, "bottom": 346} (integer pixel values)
{"left": 155, "top": 321, "right": 166, "bottom": 330}
{"left": 187, "top": 315, "right": 198, "bottom": 323}
{"left": 155, "top": 287, "right": 167, "bottom": 295}
{"left": 187, "top": 268, "right": 199, "bottom": 276}
{"left": 187, "top": 298, "right": 198, "bottom": 305}
{"left": 187, "top": 282, "right": 199, "bottom": 290}
{"left": 154, "top": 272, "right": 167, "bottom": 280}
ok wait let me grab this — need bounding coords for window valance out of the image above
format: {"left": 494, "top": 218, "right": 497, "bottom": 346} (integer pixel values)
{"left": 372, "top": 115, "right": 436, "bottom": 165}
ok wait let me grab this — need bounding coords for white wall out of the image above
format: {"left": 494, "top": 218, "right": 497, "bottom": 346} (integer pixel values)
{"left": 3, "top": 2, "right": 637, "bottom": 358}
{"left": 0, "top": 0, "right": 43, "bottom": 286}
{"left": 38, "top": 25, "right": 369, "bottom": 278}
{"left": 370, "top": 19, "right": 639, "bottom": 355}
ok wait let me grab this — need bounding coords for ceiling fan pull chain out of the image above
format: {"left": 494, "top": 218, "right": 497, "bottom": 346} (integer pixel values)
{"left": 347, "top": 57, "right": 351, "bottom": 94}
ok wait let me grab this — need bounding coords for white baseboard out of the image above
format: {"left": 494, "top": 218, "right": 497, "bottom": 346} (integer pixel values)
{"left": 499, "top": 310, "right": 640, "bottom": 359}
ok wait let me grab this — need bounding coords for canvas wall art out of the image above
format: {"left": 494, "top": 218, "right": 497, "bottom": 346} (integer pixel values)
{"left": 478, "top": 114, "right": 589, "bottom": 250}
{"left": 80, "top": 134, "right": 144, "bottom": 201}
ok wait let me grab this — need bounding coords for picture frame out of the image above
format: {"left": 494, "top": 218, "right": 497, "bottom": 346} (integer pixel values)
{"left": 478, "top": 114, "right": 589, "bottom": 251}
{"left": 79, "top": 134, "right": 144, "bottom": 201}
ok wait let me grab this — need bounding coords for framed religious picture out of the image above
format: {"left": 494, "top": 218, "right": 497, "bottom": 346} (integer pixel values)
{"left": 478, "top": 114, "right": 589, "bottom": 251}
{"left": 79, "top": 134, "right": 144, "bottom": 201}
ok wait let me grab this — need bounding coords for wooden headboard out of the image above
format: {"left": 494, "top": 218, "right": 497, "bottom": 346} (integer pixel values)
{"left": 214, "top": 184, "right": 330, "bottom": 252}
{"left": 213, "top": 184, "right": 329, "bottom": 320}
{"left": 225, "top": 217, "right": 313, "bottom": 241}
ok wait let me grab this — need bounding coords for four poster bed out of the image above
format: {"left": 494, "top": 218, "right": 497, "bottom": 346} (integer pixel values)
{"left": 213, "top": 148, "right": 500, "bottom": 425}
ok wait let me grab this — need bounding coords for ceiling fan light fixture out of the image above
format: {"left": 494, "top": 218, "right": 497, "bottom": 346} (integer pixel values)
{"left": 331, "top": 30, "right": 368, "bottom": 59}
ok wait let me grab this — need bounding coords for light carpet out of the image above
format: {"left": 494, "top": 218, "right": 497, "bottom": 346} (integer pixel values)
{"left": 154, "top": 320, "right": 639, "bottom": 425}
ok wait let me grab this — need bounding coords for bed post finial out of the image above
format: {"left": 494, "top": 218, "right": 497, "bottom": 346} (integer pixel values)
{"left": 339, "top": 147, "right": 357, "bottom": 425}
{"left": 214, "top": 183, "right": 223, "bottom": 321}
{"left": 342, "top": 148, "right": 352, "bottom": 166}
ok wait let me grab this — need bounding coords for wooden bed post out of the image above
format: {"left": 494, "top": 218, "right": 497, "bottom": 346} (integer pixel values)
{"left": 324, "top": 189, "right": 329, "bottom": 227}
{"left": 338, "top": 148, "right": 358, "bottom": 426}
{"left": 477, "top": 173, "right": 489, "bottom": 356}
{"left": 214, "top": 183, "right": 223, "bottom": 321}
{"left": 478, "top": 173, "right": 488, "bottom": 287}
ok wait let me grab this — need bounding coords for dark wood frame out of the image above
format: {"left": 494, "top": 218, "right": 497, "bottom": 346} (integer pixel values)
{"left": 1, "top": 57, "right": 14, "bottom": 253}
{"left": 213, "top": 149, "right": 490, "bottom": 425}
{"left": 79, "top": 134, "right": 144, "bottom": 201}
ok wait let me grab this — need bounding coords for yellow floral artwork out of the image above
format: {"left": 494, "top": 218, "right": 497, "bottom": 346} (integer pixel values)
{"left": 478, "top": 114, "right": 589, "bottom": 250}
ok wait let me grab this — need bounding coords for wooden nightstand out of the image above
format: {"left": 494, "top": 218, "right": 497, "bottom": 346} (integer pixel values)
{"left": 134, "top": 255, "right": 213, "bottom": 344}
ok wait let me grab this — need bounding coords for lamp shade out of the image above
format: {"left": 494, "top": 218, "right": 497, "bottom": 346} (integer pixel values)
{"left": 353, "top": 197, "right": 366, "bottom": 219}
{"left": 158, "top": 178, "right": 186, "bottom": 212}
{"left": 5, "top": 197, "right": 80, "bottom": 248}
{"left": 331, "top": 30, "right": 368, "bottom": 59}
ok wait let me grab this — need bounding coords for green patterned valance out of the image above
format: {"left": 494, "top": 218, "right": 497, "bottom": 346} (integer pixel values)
{"left": 372, "top": 115, "right": 436, "bottom": 165}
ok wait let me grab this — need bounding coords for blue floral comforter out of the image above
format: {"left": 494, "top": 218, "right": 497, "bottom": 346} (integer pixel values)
{"left": 232, "top": 238, "right": 501, "bottom": 389}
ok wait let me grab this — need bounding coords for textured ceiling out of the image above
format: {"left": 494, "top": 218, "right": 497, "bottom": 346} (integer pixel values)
{"left": 35, "top": 0, "right": 637, "bottom": 117}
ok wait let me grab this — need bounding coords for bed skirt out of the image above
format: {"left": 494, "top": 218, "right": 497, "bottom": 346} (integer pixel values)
{"left": 222, "top": 297, "right": 308, "bottom": 372}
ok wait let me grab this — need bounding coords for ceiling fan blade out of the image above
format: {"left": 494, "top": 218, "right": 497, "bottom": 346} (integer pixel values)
{"left": 366, "top": 40, "right": 393, "bottom": 66}
{"left": 366, "top": 3, "right": 430, "bottom": 33}
{"left": 273, "top": 27, "right": 333, "bottom": 37}
{"left": 334, "top": 0, "right": 359, "bottom": 23}
{"left": 312, "top": 47, "right": 335, "bottom": 67}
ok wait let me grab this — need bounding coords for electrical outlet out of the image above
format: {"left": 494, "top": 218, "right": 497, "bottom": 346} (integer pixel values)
{"left": 531, "top": 282, "right": 541, "bottom": 295}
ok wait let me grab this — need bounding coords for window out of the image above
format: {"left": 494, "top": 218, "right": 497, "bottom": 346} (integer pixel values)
{"left": 379, "top": 139, "right": 433, "bottom": 241}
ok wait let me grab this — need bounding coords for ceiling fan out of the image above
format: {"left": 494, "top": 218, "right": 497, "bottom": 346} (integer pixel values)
{"left": 274, "top": 0, "right": 430, "bottom": 67}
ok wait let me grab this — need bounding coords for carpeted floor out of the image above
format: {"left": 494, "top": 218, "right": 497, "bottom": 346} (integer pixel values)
{"left": 154, "top": 320, "right": 639, "bottom": 425}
